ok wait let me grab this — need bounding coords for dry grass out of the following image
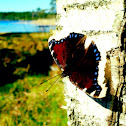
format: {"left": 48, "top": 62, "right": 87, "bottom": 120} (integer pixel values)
{"left": 31, "top": 18, "right": 56, "bottom": 25}
{"left": 0, "top": 75, "right": 67, "bottom": 126}
{"left": 0, "top": 32, "right": 67, "bottom": 126}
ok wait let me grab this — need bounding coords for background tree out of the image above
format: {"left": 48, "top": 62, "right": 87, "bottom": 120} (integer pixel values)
{"left": 50, "top": 0, "right": 56, "bottom": 14}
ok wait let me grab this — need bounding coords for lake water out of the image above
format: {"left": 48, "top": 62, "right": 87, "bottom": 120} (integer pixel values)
{"left": 0, "top": 20, "right": 56, "bottom": 33}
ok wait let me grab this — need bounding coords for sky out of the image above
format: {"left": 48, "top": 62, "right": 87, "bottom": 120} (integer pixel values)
{"left": 0, "top": 0, "right": 51, "bottom": 12}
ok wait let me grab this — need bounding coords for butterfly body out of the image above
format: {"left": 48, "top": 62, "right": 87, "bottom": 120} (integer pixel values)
{"left": 49, "top": 32, "right": 104, "bottom": 98}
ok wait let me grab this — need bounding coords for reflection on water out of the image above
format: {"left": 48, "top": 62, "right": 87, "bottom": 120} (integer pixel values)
{"left": 0, "top": 20, "right": 56, "bottom": 33}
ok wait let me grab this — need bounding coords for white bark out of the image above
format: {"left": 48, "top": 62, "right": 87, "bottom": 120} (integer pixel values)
{"left": 52, "top": 0, "right": 126, "bottom": 125}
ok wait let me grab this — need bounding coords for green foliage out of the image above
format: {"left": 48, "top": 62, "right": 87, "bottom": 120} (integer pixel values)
{"left": 0, "top": 11, "right": 56, "bottom": 20}
{"left": 50, "top": 0, "right": 56, "bottom": 14}
{"left": 0, "top": 75, "right": 67, "bottom": 126}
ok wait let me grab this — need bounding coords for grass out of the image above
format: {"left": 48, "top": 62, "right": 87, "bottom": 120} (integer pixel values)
{"left": 0, "top": 32, "right": 67, "bottom": 126}
{"left": 0, "top": 74, "right": 67, "bottom": 126}
{"left": 0, "top": 32, "right": 50, "bottom": 52}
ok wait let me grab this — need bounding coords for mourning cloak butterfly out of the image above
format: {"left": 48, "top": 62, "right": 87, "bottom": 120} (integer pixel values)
{"left": 49, "top": 32, "right": 103, "bottom": 98}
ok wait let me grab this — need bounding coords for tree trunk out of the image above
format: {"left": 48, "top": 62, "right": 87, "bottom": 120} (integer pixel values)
{"left": 54, "top": 0, "right": 126, "bottom": 125}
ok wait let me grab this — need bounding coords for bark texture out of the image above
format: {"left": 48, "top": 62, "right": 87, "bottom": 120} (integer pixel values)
{"left": 54, "top": 0, "right": 126, "bottom": 125}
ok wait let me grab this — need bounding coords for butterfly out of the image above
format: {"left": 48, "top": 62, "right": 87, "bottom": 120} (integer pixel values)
{"left": 48, "top": 32, "right": 105, "bottom": 98}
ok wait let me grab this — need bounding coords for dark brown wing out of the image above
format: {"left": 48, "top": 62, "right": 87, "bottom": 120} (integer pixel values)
{"left": 49, "top": 32, "right": 102, "bottom": 98}
{"left": 49, "top": 33, "right": 84, "bottom": 71}
{"left": 69, "top": 40, "right": 101, "bottom": 97}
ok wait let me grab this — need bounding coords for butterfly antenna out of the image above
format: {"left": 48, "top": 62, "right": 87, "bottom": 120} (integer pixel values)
{"left": 46, "top": 76, "right": 62, "bottom": 92}
{"left": 40, "top": 74, "right": 62, "bottom": 85}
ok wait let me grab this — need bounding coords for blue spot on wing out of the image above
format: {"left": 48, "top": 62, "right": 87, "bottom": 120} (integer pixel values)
{"left": 96, "top": 85, "right": 101, "bottom": 89}
{"left": 94, "top": 83, "right": 97, "bottom": 85}
{"left": 49, "top": 40, "right": 54, "bottom": 46}
{"left": 94, "top": 72, "right": 97, "bottom": 75}
{"left": 72, "top": 33, "right": 74, "bottom": 37}
{"left": 97, "top": 89, "right": 101, "bottom": 91}
{"left": 96, "top": 53, "right": 99, "bottom": 56}
{"left": 49, "top": 42, "right": 51, "bottom": 46}
{"left": 96, "top": 57, "right": 100, "bottom": 60}
{"left": 94, "top": 49, "right": 97, "bottom": 53}
{"left": 74, "top": 34, "right": 77, "bottom": 38}
{"left": 69, "top": 34, "right": 71, "bottom": 38}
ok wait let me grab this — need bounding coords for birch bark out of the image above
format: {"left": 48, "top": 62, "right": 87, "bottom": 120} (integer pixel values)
{"left": 53, "top": 0, "right": 126, "bottom": 125}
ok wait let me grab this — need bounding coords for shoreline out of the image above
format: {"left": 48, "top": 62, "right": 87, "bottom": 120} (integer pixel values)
{"left": 0, "top": 18, "right": 56, "bottom": 25}
{"left": 0, "top": 32, "right": 50, "bottom": 36}
{"left": 31, "top": 18, "right": 56, "bottom": 25}
{"left": 14, "top": 18, "right": 56, "bottom": 25}
{"left": 0, "top": 18, "right": 56, "bottom": 34}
